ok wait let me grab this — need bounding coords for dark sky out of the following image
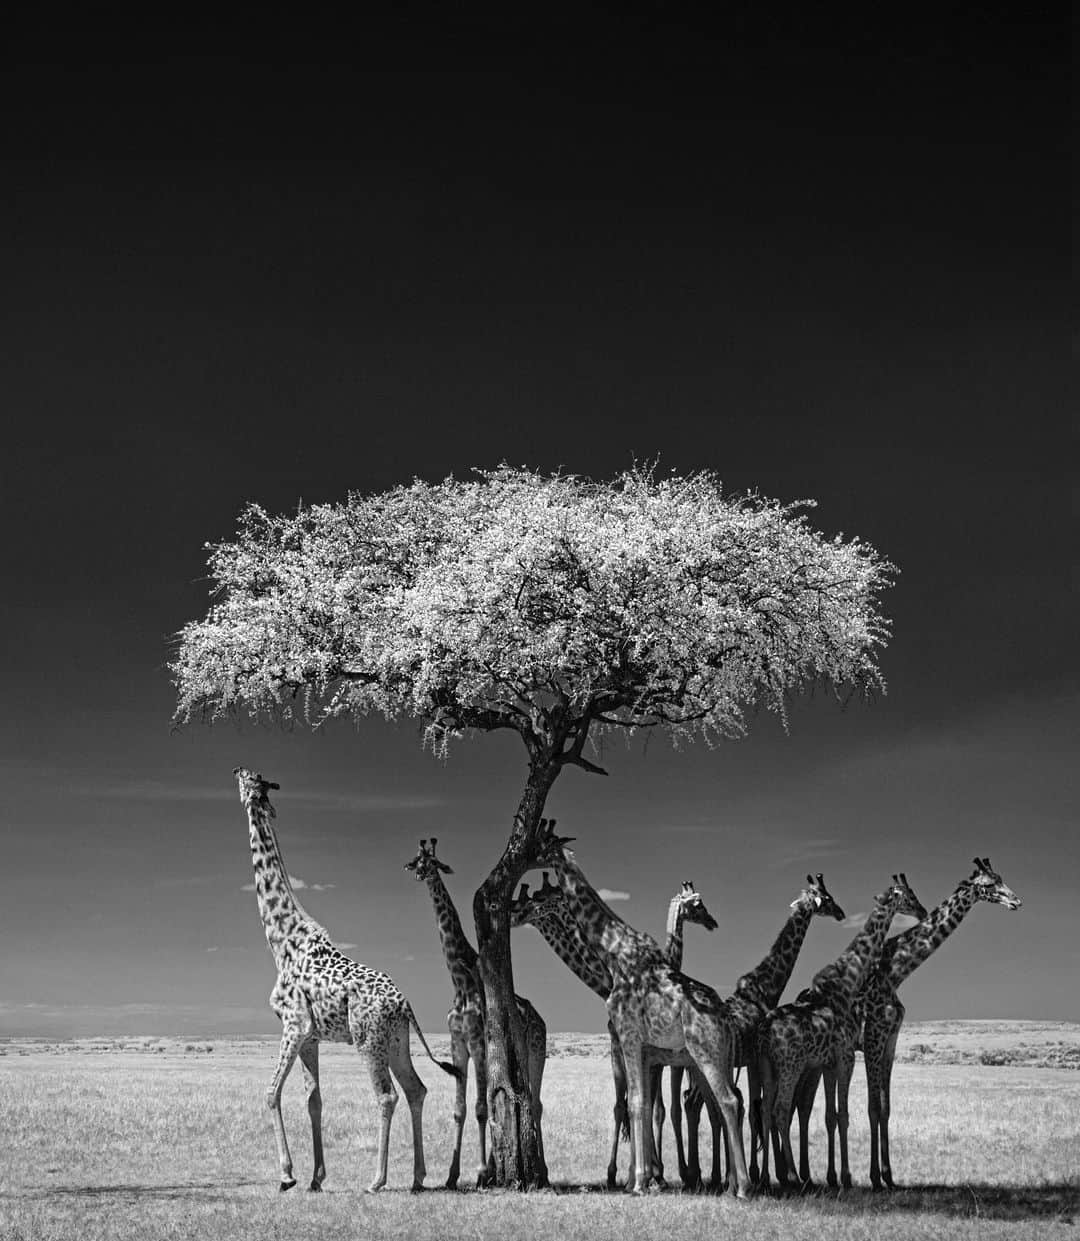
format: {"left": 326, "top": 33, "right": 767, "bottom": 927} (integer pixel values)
{"left": 2, "top": 12, "right": 1074, "bottom": 1037}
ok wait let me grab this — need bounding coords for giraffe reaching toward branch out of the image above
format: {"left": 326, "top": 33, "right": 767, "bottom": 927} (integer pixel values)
{"left": 405, "top": 838, "right": 547, "bottom": 1188}
{"left": 233, "top": 767, "right": 459, "bottom": 1194}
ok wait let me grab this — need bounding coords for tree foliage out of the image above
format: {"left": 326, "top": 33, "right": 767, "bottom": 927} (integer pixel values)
{"left": 172, "top": 465, "right": 895, "bottom": 758}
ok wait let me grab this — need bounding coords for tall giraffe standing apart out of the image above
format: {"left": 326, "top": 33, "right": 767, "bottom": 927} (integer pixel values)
{"left": 859, "top": 857, "right": 1021, "bottom": 1189}
{"left": 755, "top": 874, "right": 926, "bottom": 1192}
{"left": 233, "top": 768, "right": 459, "bottom": 1193}
{"left": 512, "top": 873, "right": 717, "bottom": 1188}
{"left": 677, "top": 873, "right": 846, "bottom": 1189}
{"left": 534, "top": 820, "right": 752, "bottom": 1196}
{"left": 404, "top": 838, "right": 548, "bottom": 1188}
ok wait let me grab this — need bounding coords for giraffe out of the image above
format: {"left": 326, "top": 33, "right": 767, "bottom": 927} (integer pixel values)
{"left": 511, "top": 872, "right": 718, "bottom": 1188}
{"left": 755, "top": 873, "right": 926, "bottom": 1193}
{"left": 859, "top": 857, "right": 1021, "bottom": 1189}
{"left": 533, "top": 819, "right": 752, "bottom": 1196}
{"left": 677, "top": 873, "right": 847, "bottom": 1190}
{"left": 404, "top": 837, "right": 548, "bottom": 1188}
{"left": 233, "top": 767, "right": 459, "bottom": 1193}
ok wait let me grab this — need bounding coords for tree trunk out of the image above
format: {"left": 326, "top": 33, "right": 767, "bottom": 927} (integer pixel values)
{"left": 473, "top": 755, "right": 559, "bottom": 1188}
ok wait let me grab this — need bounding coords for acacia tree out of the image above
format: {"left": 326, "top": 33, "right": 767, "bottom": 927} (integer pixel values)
{"left": 171, "top": 465, "right": 894, "bottom": 1188}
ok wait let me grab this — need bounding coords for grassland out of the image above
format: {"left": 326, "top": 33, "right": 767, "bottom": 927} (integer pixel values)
{"left": 0, "top": 1022, "right": 1076, "bottom": 1240}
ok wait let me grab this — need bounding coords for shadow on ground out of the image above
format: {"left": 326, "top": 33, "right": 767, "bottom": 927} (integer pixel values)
{"left": 543, "top": 1179, "right": 1079, "bottom": 1222}
{"left": 4, "top": 1178, "right": 1076, "bottom": 1221}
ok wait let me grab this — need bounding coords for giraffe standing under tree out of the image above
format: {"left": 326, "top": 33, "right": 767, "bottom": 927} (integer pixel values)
{"left": 405, "top": 837, "right": 548, "bottom": 1188}
{"left": 233, "top": 767, "right": 459, "bottom": 1193}
{"left": 512, "top": 872, "right": 717, "bottom": 1187}
{"left": 534, "top": 819, "right": 752, "bottom": 1196}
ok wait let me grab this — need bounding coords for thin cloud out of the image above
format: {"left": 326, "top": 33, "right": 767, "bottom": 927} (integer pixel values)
{"left": 75, "top": 778, "right": 444, "bottom": 813}
{"left": 770, "top": 838, "right": 846, "bottom": 871}
{"left": 205, "top": 946, "right": 220, "bottom": 953}
{"left": 334, "top": 941, "right": 357, "bottom": 951}
{"left": 841, "top": 911, "right": 922, "bottom": 932}
{"left": 241, "top": 873, "right": 321, "bottom": 892}
{"left": 597, "top": 888, "right": 631, "bottom": 902}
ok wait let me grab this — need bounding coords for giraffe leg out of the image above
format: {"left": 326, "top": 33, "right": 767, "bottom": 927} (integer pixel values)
{"left": 822, "top": 1066, "right": 840, "bottom": 1189}
{"left": 389, "top": 1021, "right": 428, "bottom": 1192}
{"left": 835, "top": 1050, "right": 854, "bottom": 1190}
{"left": 682, "top": 1072, "right": 705, "bottom": 1189}
{"left": 267, "top": 1021, "right": 305, "bottom": 1191}
{"left": 795, "top": 1067, "right": 821, "bottom": 1188}
{"left": 353, "top": 1016, "right": 397, "bottom": 1194}
{"left": 525, "top": 1010, "right": 548, "bottom": 1189}
{"left": 647, "top": 1060, "right": 666, "bottom": 1185}
{"left": 684, "top": 1034, "right": 749, "bottom": 1199}
{"left": 696, "top": 1073, "right": 724, "bottom": 1193}
{"left": 465, "top": 1017, "right": 490, "bottom": 1187}
{"left": 607, "top": 1026, "right": 627, "bottom": 1189}
{"left": 670, "top": 1066, "right": 693, "bottom": 1186}
{"left": 445, "top": 1030, "right": 470, "bottom": 1190}
{"left": 621, "top": 1036, "right": 652, "bottom": 1194}
{"left": 746, "top": 1061, "right": 763, "bottom": 1185}
{"left": 717, "top": 1078, "right": 744, "bottom": 1192}
{"left": 866, "top": 1037, "right": 884, "bottom": 1190}
{"left": 772, "top": 1070, "right": 800, "bottom": 1193}
{"left": 298, "top": 1038, "right": 326, "bottom": 1191}
{"left": 878, "top": 1031, "right": 900, "bottom": 1189}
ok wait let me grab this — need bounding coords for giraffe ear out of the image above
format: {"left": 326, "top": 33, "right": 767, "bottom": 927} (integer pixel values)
{"left": 267, "top": 782, "right": 280, "bottom": 791}
{"left": 807, "top": 873, "right": 815, "bottom": 885}
{"left": 437, "top": 860, "right": 454, "bottom": 874}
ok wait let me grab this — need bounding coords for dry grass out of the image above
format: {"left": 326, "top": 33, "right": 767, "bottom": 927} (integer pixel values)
{"left": 0, "top": 1026, "right": 1077, "bottom": 1240}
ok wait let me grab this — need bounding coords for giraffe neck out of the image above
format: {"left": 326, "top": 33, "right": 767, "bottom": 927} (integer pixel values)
{"left": 665, "top": 896, "right": 686, "bottom": 970}
{"left": 737, "top": 901, "right": 815, "bottom": 1009}
{"left": 553, "top": 855, "right": 659, "bottom": 971}
{"left": 245, "top": 801, "right": 311, "bottom": 969}
{"left": 423, "top": 870, "right": 480, "bottom": 998}
{"left": 880, "top": 880, "right": 980, "bottom": 987}
{"left": 528, "top": 903, "right": 613, "bottom": 1000}
{"left": 811, "top": 894, "right": 901, "bottom": 1003}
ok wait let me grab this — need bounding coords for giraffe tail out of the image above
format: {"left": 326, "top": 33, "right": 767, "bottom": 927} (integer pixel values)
{"left": 407, "top": 1005, "right": 462, "bottom": 1079}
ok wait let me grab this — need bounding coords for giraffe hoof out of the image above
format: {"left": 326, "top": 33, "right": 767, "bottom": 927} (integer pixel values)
{"left": 279, "top": 1179, "right": 297, "bottom": 1193}
{"left": 841, "top": 1176, "right": 853, "bottom": 1190}
{"left": 410, "top": 1181, "right": 426, "bottom": 1193}
{"left": 308, "top": 1180, "right": 322, "bottom": 1192}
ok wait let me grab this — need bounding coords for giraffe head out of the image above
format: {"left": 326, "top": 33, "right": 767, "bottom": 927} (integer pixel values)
{"left": 403, "top": 838, "right": 454, "bottom": 882}
{"left": 532, "top": 818, "right": 576, "bottom": 867}
{"left": 791, "top": 872, "right": 846, "bottom": 922}
{"left": 233, "top": 766, "right": 280, "bottom": 817}
{"left": 510, "top": 873, "right": 563, "bottom": 928}
{"left": 968, "top": 857, "right": 1022, "bottom": 910}
{"left": 676, "top": 879, "right": 719, "bottom": 931}
{"left": 876, "top": 872, "right": 928, "bottom": 921}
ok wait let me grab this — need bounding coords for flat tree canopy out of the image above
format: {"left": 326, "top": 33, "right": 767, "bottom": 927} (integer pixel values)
{"left": 171, "top": 464, "right": 894, "bottom": 1187}
{"left": 172, "top": 465, "right": 894, "bottom": 755}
